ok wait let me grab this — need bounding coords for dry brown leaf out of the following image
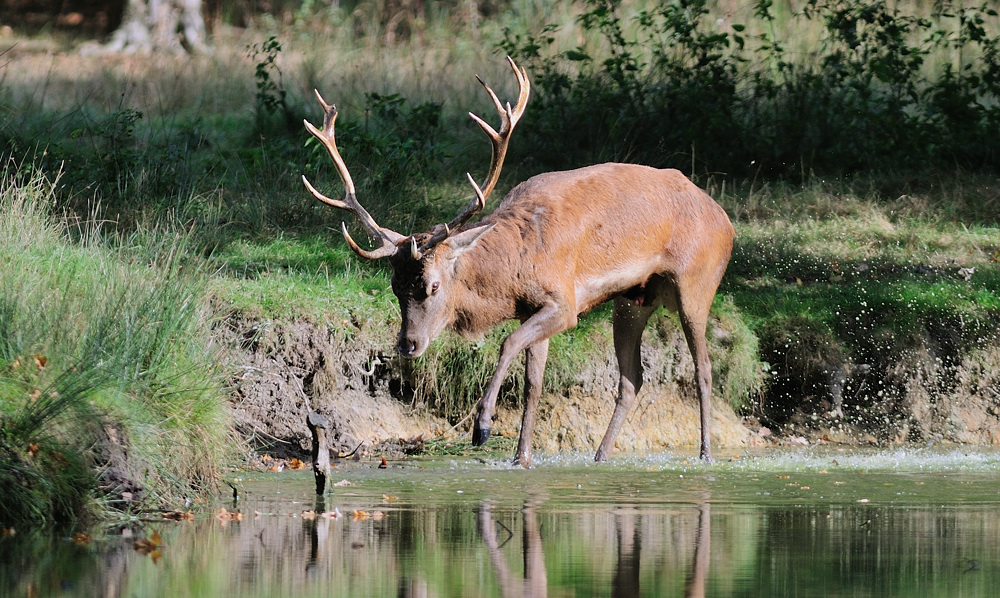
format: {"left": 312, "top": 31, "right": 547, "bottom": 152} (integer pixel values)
{"left": 163, "top": 511, "right": 194, "bottom": 521}
{"left": 215, "top": 507, "right": 242, "bottom": 522}
{"left": 134, "top": 530, "right": 163, "bottom": 556}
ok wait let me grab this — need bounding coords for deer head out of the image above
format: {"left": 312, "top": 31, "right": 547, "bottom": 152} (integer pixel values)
{"left": 302, "top": 57, "right": 530, "bottom": 358}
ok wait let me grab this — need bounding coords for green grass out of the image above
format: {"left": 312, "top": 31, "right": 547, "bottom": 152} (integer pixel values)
{"left": 0, "top": 165, "right": 232, "bottom": 526}
{"left": 211, "top": 234, "right": 397, "bottom": 322}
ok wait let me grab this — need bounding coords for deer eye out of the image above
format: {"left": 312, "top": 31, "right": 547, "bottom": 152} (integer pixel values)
{"left": 430, "top": 281, "right": 440, "bottom": 295}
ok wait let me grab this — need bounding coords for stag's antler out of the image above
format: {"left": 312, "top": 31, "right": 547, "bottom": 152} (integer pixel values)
{"left": 416, "top": 56, "right": 530, "bottom": 256}
{"left": 304, "top": 57, "right": 529, "bottom": 260}
{"left": 302, "top": 90, "right": 405, "bottom": 260}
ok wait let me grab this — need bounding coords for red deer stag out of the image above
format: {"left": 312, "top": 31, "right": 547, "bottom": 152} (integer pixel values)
{"left": 302, "top": 57, "right": 735, "bottom": 466}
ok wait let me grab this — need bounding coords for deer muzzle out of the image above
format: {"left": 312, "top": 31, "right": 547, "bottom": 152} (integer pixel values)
{"left": 397, "top": 334, "right": 428, "bottom": 359}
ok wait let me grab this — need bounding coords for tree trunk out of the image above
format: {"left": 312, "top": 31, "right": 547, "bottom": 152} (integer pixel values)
{"left": 81, "top": 0, "right": 209, "bottom": 55}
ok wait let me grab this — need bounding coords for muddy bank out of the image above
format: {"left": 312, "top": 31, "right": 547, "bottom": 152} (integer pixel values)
{"left": 219, "top": 315, "right": 1000, "bottom": 461}
{"left": 218, "top": 315, "right": 755, "bottom": 460}
{"left": 770, "top": 341, "right": 1000, "bottom": 447}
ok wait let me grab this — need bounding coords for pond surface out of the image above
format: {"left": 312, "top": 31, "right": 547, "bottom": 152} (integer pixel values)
{"left": 4, "top": 447, "right": 1000, "bottom": 597}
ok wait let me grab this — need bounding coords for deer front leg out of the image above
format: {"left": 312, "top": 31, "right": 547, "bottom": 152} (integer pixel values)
{"left": 473, "top": 305, "right": 574, "bottom": 448}
{"left": 596, "top": 298, "right": 655, "bottom": 462}
{"left": 514, "top": 340, "right": 550, "bottom": 468}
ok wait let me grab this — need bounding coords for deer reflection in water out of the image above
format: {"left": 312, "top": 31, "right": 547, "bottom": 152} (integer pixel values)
{"left": 684, "top": 503, "right": 711, "bottom": 598}
{"left": 478, "top": 501, "right": 712, "bottom": 598}
{"left": 479, "top": 500, "right": 548, "bottom": 598}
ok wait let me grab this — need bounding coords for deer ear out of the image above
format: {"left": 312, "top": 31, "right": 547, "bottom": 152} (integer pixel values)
{"left": 444, "top": 223, "right": 495, "bottom": 260}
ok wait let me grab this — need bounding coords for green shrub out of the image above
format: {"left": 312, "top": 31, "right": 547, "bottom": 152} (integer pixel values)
{"left": 501, "top": 0, "right": 1000, "bottom": 177}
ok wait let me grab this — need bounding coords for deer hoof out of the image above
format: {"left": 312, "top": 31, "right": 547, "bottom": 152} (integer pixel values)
{"left": 472, "top": 425, "right": 491, "bottom": 446}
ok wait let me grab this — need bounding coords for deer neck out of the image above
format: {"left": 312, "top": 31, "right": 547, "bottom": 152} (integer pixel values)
{"left": 447, "top": 231, "right": 525, "bottom": 337}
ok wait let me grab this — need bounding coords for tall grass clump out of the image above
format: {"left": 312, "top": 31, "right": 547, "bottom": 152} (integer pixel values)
{"left": 0, "top": 164, "right": 232, "bottom": 527}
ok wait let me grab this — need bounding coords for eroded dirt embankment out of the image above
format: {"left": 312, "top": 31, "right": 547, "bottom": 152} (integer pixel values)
{"left": 217, "top": 315, "right": 1000, "bottom": 461}
{"left": 217, "top": 315, "right": 755, "bottom": 460}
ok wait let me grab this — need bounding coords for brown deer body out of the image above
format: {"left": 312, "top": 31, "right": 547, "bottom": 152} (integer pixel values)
{"left": 303, "top": 58, "right": 735, "bottom": 466}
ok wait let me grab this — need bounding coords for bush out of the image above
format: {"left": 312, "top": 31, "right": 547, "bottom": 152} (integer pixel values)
{"left": 501, "top": 0, "right": 1000, "bottom": 177}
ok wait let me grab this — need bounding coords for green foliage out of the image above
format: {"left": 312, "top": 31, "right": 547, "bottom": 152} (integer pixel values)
{"left": 247, "top": 35, "right": 291, "bottom": 126}
{"left": 501, "top": 0, "right": 1000, "bottom": 177}
{"left": 709, "top": 295, "right": 766, "bottom": 410}
{"left": 307, "top": 91, "right": 446, "bottom": 194}
{"left": 211, "top": 234, "right": 395, "bottom": 322}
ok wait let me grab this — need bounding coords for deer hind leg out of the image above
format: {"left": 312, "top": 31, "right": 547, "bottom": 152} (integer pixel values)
{"left": 515, "top": 339, "right": 550, "bottom": 468}
{"left": 676, "top": 274, "right": 722, "bottom": 462}
{"left": 680, "top": 314, "right": 713, "bottom": 461}
{"left": 595, "top": 297, "right": 657, "bottom": 462}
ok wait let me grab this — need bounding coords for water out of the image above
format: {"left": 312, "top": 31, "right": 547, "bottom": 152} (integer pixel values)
{"left": 3, "top": 447, "right": 1000, "bottom": 597}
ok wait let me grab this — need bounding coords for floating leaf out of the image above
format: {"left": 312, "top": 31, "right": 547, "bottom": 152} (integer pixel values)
{"left": 216, "top": 508, "right": 243, "bottom": 522}
{"left": 134, "top": 530, "right": 163, "bottom": 560}
{"left": 162, "top": 511, "right": 194, "bottom": 522}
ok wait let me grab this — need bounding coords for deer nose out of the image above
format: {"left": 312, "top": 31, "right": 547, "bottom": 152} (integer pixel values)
{"left": 398, "top": 338, "right": 418, "bottom": 357}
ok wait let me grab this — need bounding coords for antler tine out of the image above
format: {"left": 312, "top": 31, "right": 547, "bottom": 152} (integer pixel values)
{"left": 303, "top": 90, "right": 404, "bottom": 260}
{"left": 420, "top": 57, "right": 530, "bottom": 254}
{"left": 465, "top": 57, "right": 531, "bottom": 203}
{"left": 469, "top": 56, "right": 531, "bottom": 203}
